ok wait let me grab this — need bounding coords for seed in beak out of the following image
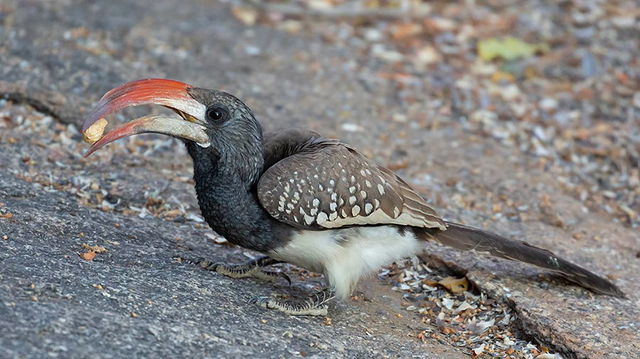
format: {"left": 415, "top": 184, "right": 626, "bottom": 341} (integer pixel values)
{"left": 83, "top": 118, "right": 109, "bottom": 144}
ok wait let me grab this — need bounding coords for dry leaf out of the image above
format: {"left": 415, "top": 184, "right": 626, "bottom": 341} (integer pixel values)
{"left": 0, "top": 213, "right": 13, "bottom": 219}
{"left": 81, "top": 243, "right": 108, "bottom": 253}
{"left": 490, "top": 71, "right": 515, "bottom": 83}
{"left": 386, "top": 160, "right": 410, "bottom": 170}
{"left": 389, "top": 23, "right": 422, "bottom": 40}
{"left": 438, "top": 276, "right": 469, "bottom": 294}
{"left": 414, "top": 45, "right": 441, "bottom": 67}
{"left": 79, "top": 251, "right": 96, "bottom": 261}
{"left": 162, "top": 209, "right": 182, "bottom": 218}
{"left": 441, "top": 326, "right": 456, "bottom": 334}
{"left": 478, "top": 36, "right": 549, "bottom": 61}
{"left": 231, "top": 6, "right": 258, "bottom": 26}
{"left": 422, "top": 278, "right": 439, "bottom": 286}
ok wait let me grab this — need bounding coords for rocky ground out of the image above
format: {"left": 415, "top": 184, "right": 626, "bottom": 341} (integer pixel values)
{"left": 1, "top": 0, "right": 638, "bottom": 358}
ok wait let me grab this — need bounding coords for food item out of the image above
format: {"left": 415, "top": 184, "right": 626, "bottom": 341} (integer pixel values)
{"left": 83, "top": 118, "right": 108, "bottom": 144}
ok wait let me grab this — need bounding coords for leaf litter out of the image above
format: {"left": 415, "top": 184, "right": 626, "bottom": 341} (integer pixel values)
{"left": 383, "top": 260, "right": 561, "bottom": 358}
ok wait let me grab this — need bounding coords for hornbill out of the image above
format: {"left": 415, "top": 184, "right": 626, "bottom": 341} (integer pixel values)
{"left": 81, "top": 78, "right": 624, "bottom": 315}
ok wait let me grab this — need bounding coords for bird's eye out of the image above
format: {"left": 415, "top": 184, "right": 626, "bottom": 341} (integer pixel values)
{"left": 206, "top": 106, "right": 227, "bottom": 122}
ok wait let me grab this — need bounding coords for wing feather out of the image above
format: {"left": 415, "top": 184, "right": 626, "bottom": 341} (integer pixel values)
{"left": 258, "top": 137, "right": 445, "bottom": 230}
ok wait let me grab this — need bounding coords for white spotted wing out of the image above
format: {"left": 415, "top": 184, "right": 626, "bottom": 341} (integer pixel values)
{"left": 257, "top": 140, "right": 445, "bottom": 230}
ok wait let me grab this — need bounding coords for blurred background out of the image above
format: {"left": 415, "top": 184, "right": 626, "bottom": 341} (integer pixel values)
{"left": 2, "top": 0, "right": 638, "bottom": 226}
{"left": 230, "top": 0, "right": 640, "bottom": 227}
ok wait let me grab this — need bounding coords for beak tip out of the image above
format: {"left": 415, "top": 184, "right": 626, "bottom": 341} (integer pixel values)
{"left": 83, "top": 144, "right": 100, "bottom": 158}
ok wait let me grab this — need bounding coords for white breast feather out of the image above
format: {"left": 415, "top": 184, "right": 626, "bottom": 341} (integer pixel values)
{"left": 268, "top": 226, "right": 421, "bottom": 300}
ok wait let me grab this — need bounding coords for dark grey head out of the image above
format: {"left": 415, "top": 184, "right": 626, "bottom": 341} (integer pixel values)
{"left": 184, "top": 88, "right": 265, "bottom": 184}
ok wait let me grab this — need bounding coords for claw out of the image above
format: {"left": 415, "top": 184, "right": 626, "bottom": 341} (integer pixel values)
{"left": 174, "top": 256, "right": 209, "bottom": 267}
{"left": 250, "top": 296, "right": 271, "bottom": 307}
{"left": 199, "top": 260, "right": 220, "bottom": 271}
{"left": 251, "top": 269, "right": 292, "bottom": 285}
{"left": 279, "top": 272, "right": 292, "bottom": 286}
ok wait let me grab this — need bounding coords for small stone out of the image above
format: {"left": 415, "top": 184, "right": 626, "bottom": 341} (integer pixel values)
{"left": 472, "top": 344, "right": 485, "bottom": 355}
{"left": 539, "top": 98, "right": 558, "bottom": 112}
{"left": 363, "top": 28, "right": 383, "bottom": 42}
{"left": 278, "top": 20, "right": 303, "bottom": 34}
{"left": 535, "top": 354, "right": 558, "bottom": 359}
{"left": 231, "top": 6, "right": 258, "bottom": 26}
{"left": 441, "top": 298, "right": 454, "bottom": 310}
{"left": 341, "top": 123, "right": 362, "bottom": 132}
{"left": 414, "top": 46, "right": 441, "bottom": 68}
{"left": 611, "top": 16, "right": 635, "bottom": 28}
{"left": 392, "top": 113, "right": 408, "bottom": 123}
{"left": 501, "top": 84, "right": 521, "bottom": 101}
{"left": 633, "top": 92, "right": 640, "bottom": 108}
{"left": 371, "top": 44, "right": 404, "bottom": 63}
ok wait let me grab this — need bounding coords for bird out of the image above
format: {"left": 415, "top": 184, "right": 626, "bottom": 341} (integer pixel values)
{"left": 81, "top": 78, "right": 624, "bottom": 315}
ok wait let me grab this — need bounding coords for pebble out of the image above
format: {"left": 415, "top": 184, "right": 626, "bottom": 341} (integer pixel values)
{"left": 539, "top": 98, "right": 558, "bottom": 112}
{"left": 341, "top": 123, "right": 362, "bottom": 132}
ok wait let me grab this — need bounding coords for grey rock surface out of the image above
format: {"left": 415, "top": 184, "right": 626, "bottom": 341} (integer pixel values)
{"left": 0, "top": 166, "right": 465, "bottom": 358}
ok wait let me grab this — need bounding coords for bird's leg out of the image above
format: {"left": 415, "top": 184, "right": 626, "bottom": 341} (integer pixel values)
{"left": 252, "top": 288, "right": 335, "bottom": 316}
{"left": 185, "top": 256, "right": 291, "bottom": 284}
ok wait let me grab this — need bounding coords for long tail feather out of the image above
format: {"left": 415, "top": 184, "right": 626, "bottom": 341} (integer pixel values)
{"left": 418, "top": 221, "right": 625, "bottom": 297}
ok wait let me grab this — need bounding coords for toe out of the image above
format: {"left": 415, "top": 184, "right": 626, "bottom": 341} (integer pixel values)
{"left": 251, "top": 296, "right": 276, "bottom": 309}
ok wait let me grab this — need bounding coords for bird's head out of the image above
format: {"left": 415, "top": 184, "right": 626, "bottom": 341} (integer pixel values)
{"left": 81, "top": 78, "right": 263, "bottom": 164}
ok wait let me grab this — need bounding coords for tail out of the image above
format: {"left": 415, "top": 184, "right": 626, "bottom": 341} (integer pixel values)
{"left": 417, "top": 221, "right": 625, "bottom": 297}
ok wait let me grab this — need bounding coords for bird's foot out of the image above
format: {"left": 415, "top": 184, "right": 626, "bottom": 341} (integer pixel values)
{"left": 181, "top": 256, "right": 290, "bottom": 284}
{"left": 251, "top": 288, "right": 334, "bottom": 316}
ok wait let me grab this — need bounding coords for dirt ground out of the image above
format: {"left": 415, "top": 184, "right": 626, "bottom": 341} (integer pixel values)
{"left": 1, "top": 0, "right": 638, "bottom": 358}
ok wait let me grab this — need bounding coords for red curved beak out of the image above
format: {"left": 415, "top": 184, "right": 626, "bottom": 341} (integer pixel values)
{"left": 81, "top": 78, "right": 209, "bottom": 157}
